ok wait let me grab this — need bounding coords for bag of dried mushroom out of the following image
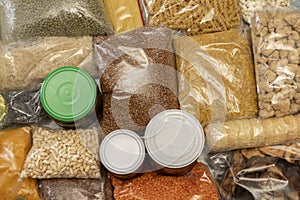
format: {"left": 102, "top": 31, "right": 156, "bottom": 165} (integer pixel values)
{"left": 208, "top": 143, "right": 300, "bottom": 200}
{"left": 206, "top": 113, "right": 300, "bottom": 152}
{"left": 238, "top": 0, "right": 290, "bottom": 24}
{"left": 110, "top": 162, "right": 220, "bottom": 200}
{"left": 252, "top": 10, "right": 300, "bottom": 119}
{"left": 94, "top": 27, "right": 179, "bottom": 135}
{"left": 21, "top": 127, "right": 101, "bottom": 179}
{"left": 0, "top": 127, "right": 40, "bottom": 200}
{"left": 0, "top": 0, "right": 113, "bottom": 43}
{"left": 140, "top": 0, "right": 241, "bottom": 35}
{"left": 0, "top": 37, "right": 97, "bottom": 91}
{"left": 174, "top": 29, "right": 258, "bottom": 125}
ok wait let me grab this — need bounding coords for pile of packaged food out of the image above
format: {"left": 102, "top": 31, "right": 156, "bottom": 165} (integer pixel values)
{"left": 0, "top": 0, "right": 299, "bottom": 199}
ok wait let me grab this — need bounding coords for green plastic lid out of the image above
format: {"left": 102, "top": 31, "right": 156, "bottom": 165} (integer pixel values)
{"left": 40, "top": 66, "right": 97, "bottom": 122}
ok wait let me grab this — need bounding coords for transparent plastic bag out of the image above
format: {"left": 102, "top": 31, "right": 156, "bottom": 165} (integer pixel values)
{"left": 238, "top": 0, "right": 290, "bottom": 24}
{"left": 0, "top": 37, "right": 97, "bottom": 91}
{"left": 140, "top": 0, "right": 241, "bottom": 35}
{"left": 0, "top": 89, "right": 46, "bottom": 129}
{"left": 110, "top": 162, "right": 220, "bottom": 200}
{"left": 0, "top": 126, "right": 40, "bottom": 200}
{"left": 0, "top": 0, "right": 114, "bottom": 43}
{"left": 252, "top": 10, "right": 300, "bottom": 118}
{"left": 205, "top": 113, "right": 300, "bottom": 152}
{"left": 103, "top": 0, "right": 144, "bottom": 33}
{"left": 94, "top": 27, "right": 179, "bottom": 135}
{"left": 290, "top": 0, "right": 300, "bottom": 9}
{"left": 38, "top": 168, "right": 113, "bottom": 200}
{"left": 174, "top": 29, "right": 258, "bottom": 126}
{"left": 21, "top": 126, "right": 101, "bottom": 179}
{"left": 208, "top": 144, "right": 300, "bottom": 200}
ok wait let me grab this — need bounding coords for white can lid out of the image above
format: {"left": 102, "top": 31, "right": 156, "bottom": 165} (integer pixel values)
{"left": 100, "top": 129, "right": 145, "bottom": 175}
{"left": 144, "top": 109, "right": 205, "bottom": 168}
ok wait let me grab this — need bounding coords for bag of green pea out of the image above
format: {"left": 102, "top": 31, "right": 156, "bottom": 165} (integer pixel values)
{"left": 0, "top": 0, "right": 114, "bottom": 43}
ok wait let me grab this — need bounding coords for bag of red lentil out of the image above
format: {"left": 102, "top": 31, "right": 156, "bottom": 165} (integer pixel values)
{"left": 110, "top": 162, "right": 221, "bottom": 200}
{"left": 94, "top": 27, "right": 180, "bottom": 135}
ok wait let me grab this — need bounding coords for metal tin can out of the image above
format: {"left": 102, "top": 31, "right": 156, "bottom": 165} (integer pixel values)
{"left": 100, "top": 129, "right": 145, "bottom": 179}
{"left": 144, "top": 109, "right": 205, "bottom": 176}
{"left": 40, "top": 66, "right": 101, "bottom": 129}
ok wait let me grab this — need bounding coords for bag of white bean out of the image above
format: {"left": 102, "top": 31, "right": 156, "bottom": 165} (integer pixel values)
{"left": 21, "top": 126, "right": 101, "bottom": 179}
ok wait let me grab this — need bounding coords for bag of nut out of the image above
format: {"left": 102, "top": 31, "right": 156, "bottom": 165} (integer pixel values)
{"left": 208, "top": 143, "right": 300, "bottom": 200}
{"left": 94, "top": 27, "right": 180, "bottom": 135}
{"left": 21, "top": 126, "right": 101, "bottom": 179}
{"left": 251, "top": 10, "right": 300, "bottom": 119}
{"left": 140, "top": 0, "right": 241, "bottom": 35}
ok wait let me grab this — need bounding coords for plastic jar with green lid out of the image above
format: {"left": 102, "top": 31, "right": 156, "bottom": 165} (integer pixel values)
{"left": 40, "top": 66, "right": 101, "bottom": 129}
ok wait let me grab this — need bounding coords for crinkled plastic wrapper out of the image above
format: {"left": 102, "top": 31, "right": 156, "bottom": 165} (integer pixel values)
{"left": 104, "top": 0, "right": 144, "bottom": 33}
{"left": 252, "top": 10, "right": 300, "bottom": 118}
{"left": 0, "top": 0, "right": 113, "bottom": 43}
{"left": 21, "top": 126, "right": 101, "bottom": 179}
{"left": 0, "top": 90, "right": 46, "bottom": 129}
{"left": 208, "top": 143, "right": 300, "bottom": 200}
{"left": 238, "top": 0, "right": 290, "bottom": 24}
{"left": 110, "top": 162, "right": 220, "bottom": 200}
{"left": 94, "top": 27, "right": 179, "bottom": 135}
{"left": 0, "top": 37, "right": 97, "bottom": 91}
{"left": 206, "top": 113, "right": 300, "bottom": 152}
{"left": 174, "top": 29, "right": 258, "bottom": 126}
{"left": 0, "top": 127, "right": 40, "bottom": 200}
{"left": 38, "top": 168, "right": 113, "bottom": 200}
{"left": 141, "top": 0, "right": 241, "bottom": 35}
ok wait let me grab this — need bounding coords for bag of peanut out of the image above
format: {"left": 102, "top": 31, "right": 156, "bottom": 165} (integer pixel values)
{"left": 21, "top": 127, "right": 101, "bottom": 179}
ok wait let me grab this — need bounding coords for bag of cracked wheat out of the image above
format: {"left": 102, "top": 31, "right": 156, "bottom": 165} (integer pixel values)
{"left": 103, "top": 0, "right": 144, "bottom": 33}
{"left": 0, "top": 0, "right": 113, "bottom": 43}
{"left": 174, "top": 29, "right": 258, "bottom": 126}
{"left": 0, "top": 37, "right": 97, "bottom": 91}
{"left": 208, "top": 143, "right": 300, "bottom": 200}
{"left": 110, "top": 162, "right": 220, "bottom": 200}
{"left": 0, "top": 90, "right": 46, "bottom": 129}
{"left": 21, "top": 126, "right": 101, "bottom": 179}
{"left": 38, "top": 168, "right": 113, "bottom": 200}
{"left": 0, "top": 126, "right": 40, "bottom": 200}
{"left": 94, "top": 27, "right": 179, "bottom": 135}
{"left": 140, "top": 0, "right": 241, "bottom": 35}
{"left": 251, "top": 10, "right": 300, "bottom": 119}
